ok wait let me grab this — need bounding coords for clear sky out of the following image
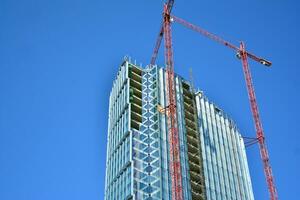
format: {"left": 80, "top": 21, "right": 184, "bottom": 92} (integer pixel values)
{"left": 0, "top": 0, "right": 299, "bottom": 199}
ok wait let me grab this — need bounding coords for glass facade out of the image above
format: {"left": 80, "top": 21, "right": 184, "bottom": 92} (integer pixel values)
{"left": 105, "top": 58, "right": 254, "bottom": 200}
{"left": 195, "top": 92, "right": 254, "bottom": 200}
{"left": 105, "top": 61, "right": 132, "bottom": 200}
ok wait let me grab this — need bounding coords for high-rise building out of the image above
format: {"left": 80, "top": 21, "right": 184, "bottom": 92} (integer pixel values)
{"left": 104, "top": 58, "right": 254, "bottom": 200}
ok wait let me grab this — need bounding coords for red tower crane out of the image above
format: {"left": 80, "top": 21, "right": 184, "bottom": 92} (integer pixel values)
{"left": 162, "top": 3, "right": 184, "bottom": 200}
{"left": 150, "top": 4, "right": 278, "bottom": 200}
{"left": 169, "top": 15, "right": 278, "bottom": 200}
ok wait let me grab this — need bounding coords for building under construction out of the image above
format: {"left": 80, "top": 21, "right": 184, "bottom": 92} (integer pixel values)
{"left": 104, "top": 58, "right": 255, "bottom": 200}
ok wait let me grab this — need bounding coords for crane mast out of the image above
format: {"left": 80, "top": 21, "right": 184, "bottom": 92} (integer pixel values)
{"left": 163, "top": 4, "right": 183, "bottom": 200}
{"left": 239, "top": 42, "right": 278, "bottom": 200}
{"left": 150, "top": 0, "right": 174, "bottom": 65}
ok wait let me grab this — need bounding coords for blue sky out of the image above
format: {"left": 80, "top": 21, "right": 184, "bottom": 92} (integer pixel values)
{"left": 0, "top": 0, "right": 299, "bottom": 199}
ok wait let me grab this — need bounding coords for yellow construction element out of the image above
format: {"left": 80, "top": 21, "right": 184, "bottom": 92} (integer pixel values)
{"left": 157, "top": 104, "right": 166, "bottom": 114}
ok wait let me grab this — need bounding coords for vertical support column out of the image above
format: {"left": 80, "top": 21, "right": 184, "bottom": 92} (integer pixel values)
{"left": 163, "top": 4, "right": 183, "bottom": 200}
{"left": 239, "top": 42, "right": 278, "bottom": 200}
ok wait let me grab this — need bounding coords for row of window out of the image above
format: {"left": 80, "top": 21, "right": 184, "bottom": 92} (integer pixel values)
{"left": 110, "top": 64, "right": 127, "bottom": 106}
{"left": 109, "top": 81, "right": 128, "bottom": 131}
{"left": 107, "top": 135, "right": 131, "bottom": 184}
{"left": 109, "top": 108, "right": 129, "bottom": 154}
{"left": 105, "top": 165, "right": 131, "bottom": 200}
